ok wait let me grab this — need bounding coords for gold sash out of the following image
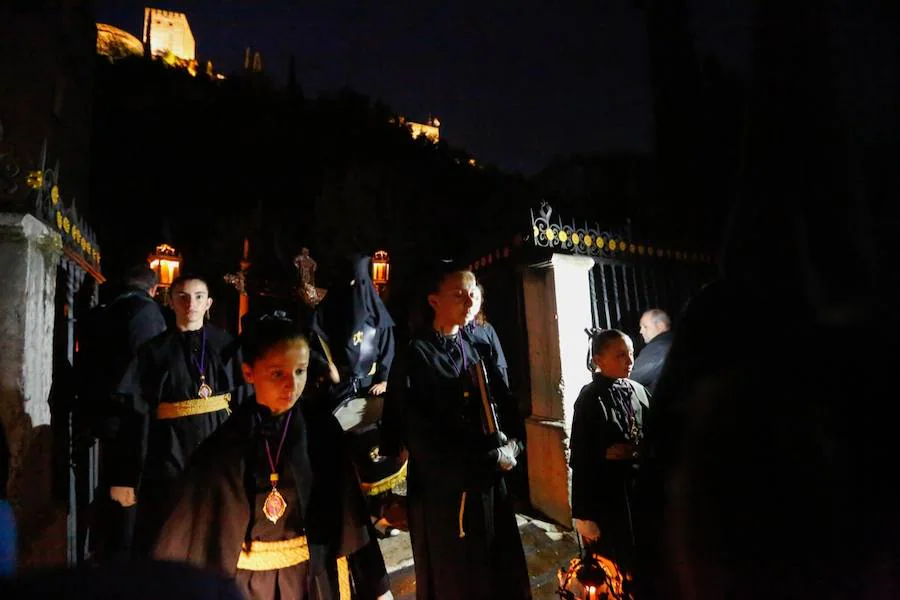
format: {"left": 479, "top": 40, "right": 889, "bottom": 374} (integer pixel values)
{"left": 156, "top": 393, "right": 231, "bottom": 420}
{"left": 360, "top": 460, "right": 408, "bottom": 496}
{"left": 236, "top": 536, "right": 310, "bottom": 571}
{"left": 237, "top": 537, "right": 352, "bottom": 599}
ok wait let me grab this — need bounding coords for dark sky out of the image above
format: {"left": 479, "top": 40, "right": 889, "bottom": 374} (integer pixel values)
{"left": 93, "top": 0, "right": 755, "bottom": 174}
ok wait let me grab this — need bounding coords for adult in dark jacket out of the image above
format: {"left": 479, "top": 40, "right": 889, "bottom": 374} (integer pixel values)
{"left": 630, "top": 309, "right": 673, "bottom": 393}
{"left": 76, "top": 264, "right": 167, "bottom": 561}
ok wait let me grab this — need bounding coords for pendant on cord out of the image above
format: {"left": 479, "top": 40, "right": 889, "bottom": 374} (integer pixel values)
{"left": 198, "top": 375, "right": 213, "bottom": 399}
{"left": 263, "top": 472, "right": 287, "bottom": 524}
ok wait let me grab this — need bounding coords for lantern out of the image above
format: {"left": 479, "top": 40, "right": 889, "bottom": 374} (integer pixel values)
{"left": 372, "top": 250, "right": 390, "bottom": 291}
{"left": 148, "top": 243, "right": 182, "bottom": 288}
{"left": 556, "top": 552, "right": 631, "bottom": 600}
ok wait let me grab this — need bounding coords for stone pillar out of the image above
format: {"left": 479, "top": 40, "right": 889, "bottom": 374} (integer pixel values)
{"left": 0, "top": 213, "right": 65, "bottom": 568}
{"left": 523, "top": 253, "right": 595, "bottom": 526}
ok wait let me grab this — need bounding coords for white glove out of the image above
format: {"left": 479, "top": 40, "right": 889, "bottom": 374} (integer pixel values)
{"left": 497, "top": 439, "right": 521, "bottom": 471}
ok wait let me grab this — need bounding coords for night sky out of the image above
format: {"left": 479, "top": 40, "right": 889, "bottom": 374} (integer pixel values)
{"left": 93, "top": 0, "right": 759, "bottom": 175}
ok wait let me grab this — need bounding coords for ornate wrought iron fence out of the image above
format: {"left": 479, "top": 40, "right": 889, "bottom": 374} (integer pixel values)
{"left": 2, "top": 129, "right": 104, "bottom": 565}
{"left": 529, "top": 201, "right": 714, "bottom": 346}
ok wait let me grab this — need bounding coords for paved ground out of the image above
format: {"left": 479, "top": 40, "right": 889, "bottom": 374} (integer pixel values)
{"left": 378, "top": 512, "right": 579, "bottom": 600}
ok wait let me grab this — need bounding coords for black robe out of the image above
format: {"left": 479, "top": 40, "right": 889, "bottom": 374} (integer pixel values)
{"left": 153, "top": 398, "right": 389, "bottom": 600}
{"left": 113, "top": 324, "right": 248, "bottom": 554}
{"left": 310, "top": 254, "right": 396, "bottom": 402}
{"left": 569, "top": 373, "right": 651, "bottom": 572}
{"left": 392, "top": 329, "right": 530, "bottom": 600}
{"left": 464, "top": 322, "right": 508, "bottom": 388}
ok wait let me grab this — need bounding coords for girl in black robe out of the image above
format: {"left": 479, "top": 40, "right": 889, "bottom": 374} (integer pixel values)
{"left": 153, "top": 313, "right": 392, "bottom": 600}
{"left": 463, "top": 284, "right": 509, "bottom": 388}
{"left": 112, "top": 275, "right": 248, "bottom": 556}
{"left": 569, "top": 329, "right": 651, "bottom": 592}
{"left": 388, "top": 265, "right": 531, "bottom": 600}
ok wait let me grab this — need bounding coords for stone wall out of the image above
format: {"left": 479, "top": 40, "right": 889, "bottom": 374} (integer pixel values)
{"left": 522, "top": 253, "right": 594, "bottom": 526}
{"left": 0, "top": 213, "right": 66, "bottom": 568}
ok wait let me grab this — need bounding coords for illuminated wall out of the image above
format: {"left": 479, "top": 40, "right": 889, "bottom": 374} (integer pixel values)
{"left": 96, "top": 23, "right": 144, "bottom": 59}
{"left": 143, "top": 7, "right": 195, "bottom": 61}
{"left": 409, "top": 120, "right": 440, "bottom": 142}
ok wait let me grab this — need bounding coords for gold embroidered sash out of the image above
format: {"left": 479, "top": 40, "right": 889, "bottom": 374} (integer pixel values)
{"left": 360, "top": 460, "right": 407, "bottom": 496}
{"left": 156, "top": 393, "right": 231, "bottom": 420}
{"left": 237, "top": 537, "right": 352, "bottom": 599}
{"left": 236, "top": 536, "right": 310, "bottom": 571}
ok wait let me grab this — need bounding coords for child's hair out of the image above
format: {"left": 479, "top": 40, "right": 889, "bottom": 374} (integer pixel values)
{"left": 584, "top": 327, "right": 629, "bottom": 370}
{"left": 171, "top": 273, "right": 211, "bottom": 293}
{"left": 240, "top": 311, "right": 308, "bottom": 364}
{"left": 591, "top": 328, "right": 628, "bottom": 356}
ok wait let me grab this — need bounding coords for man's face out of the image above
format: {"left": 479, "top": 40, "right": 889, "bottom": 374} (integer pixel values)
{"left": 429, "top": 272, "right": 476, "bottom": 329}
{"left": 172, "top": 279, "right": 212, "bottom": 328}
{"left": 640, "top": 314, "right": 661, "bottom": 343}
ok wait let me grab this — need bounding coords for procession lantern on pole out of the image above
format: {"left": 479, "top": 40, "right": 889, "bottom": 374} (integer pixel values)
{"left": 371, "top": 250, "right": 390, "bottom": 293}
{"left": 148, "top": 243, "right": 182, "bottom": 287}
{"left": 148, "top": 243, "right": 182, "bottom": 288}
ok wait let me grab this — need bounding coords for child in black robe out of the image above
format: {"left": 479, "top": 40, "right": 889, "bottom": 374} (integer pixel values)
{"left": 112, "top": 274, "right": 248, "bottom": 556}
{"left": 569, "top": 329, "right": 651, "bottom": 594}
{"left": 153, "top": 313, "right": 392, "bottom": 600}
{"left": 463, "top": 283, "right": 509, "bottom": 388}
{"left": 387, "top": 265, "right": 531, "bottom": 600}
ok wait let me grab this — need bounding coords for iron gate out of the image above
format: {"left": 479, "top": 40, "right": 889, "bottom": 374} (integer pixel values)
{"left": 530, "top": 201, "right": 715, "bottom": 350}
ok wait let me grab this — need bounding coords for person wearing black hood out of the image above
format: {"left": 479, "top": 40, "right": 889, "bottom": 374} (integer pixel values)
{"left": 310, "top": 254, "right": 396, "bottom": 403}
{"left": 309, "top": 254, "right": 404, "bottom": 537}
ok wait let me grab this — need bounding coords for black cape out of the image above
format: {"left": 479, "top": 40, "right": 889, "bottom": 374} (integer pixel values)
{"left": 153, "top": 398, "right": 388, "bottom": 599}
{"left": 390, "top": 329, "right": 530, "bottom": 600}
{"left": 570, "top": 373, "right": 651, "bottom": 571}
{"left": 113, "top": 324, "right": 249, "bottom": 553}
{"left": 311, "top": 254, "right": 396, "bottom": 388}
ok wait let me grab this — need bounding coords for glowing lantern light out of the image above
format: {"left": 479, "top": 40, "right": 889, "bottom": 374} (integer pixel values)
{"left": 371, "top": 249, "right": 390, "bottom": 295}
{"left": 148, "top": 243, "right": 182, "bottom": 288}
